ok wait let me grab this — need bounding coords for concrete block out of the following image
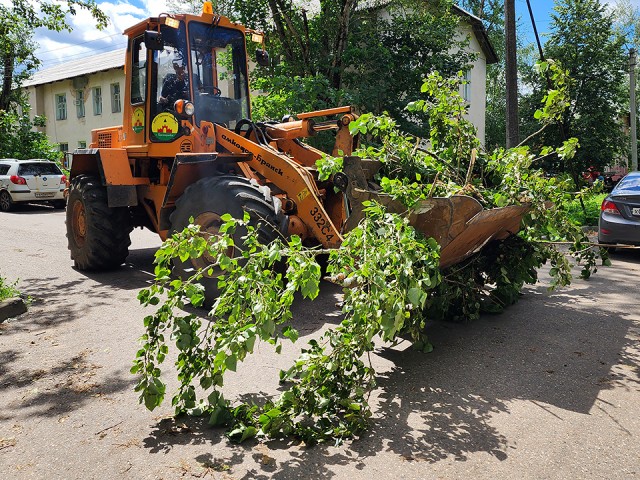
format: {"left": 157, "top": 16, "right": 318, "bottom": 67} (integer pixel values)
{"left": 0, "top": 297, "right": 27, "bottom": 322}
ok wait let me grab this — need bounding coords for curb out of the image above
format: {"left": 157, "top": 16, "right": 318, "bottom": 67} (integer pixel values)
{"left": 0, "top": 297, "right": 27, "bottom": 323}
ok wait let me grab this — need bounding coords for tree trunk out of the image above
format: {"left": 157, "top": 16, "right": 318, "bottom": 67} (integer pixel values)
{"left": 0, "top": 23, "right": 15, "bottom": 112}
{"left": 1, "top": 51, "right": 14, "bottom": 112}
{"left": 329, "top": 0, "right": 358, "bottom": 90}
{"left": 266, "top": 0, "right": 297, "bottom": 65}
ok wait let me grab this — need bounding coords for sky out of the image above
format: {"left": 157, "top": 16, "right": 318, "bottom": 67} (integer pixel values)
{"left": 517, "top": 0, "right": 639, "bottom": 44}
{"left": 6, "top": 0, "right": 640, "bottom": 70}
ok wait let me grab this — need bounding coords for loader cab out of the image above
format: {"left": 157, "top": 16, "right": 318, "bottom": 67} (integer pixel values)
{"left": 126, "top": 15, "right": 252, "bottom": 147}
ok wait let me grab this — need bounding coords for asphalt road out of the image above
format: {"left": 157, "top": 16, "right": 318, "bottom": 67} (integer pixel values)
{"left": 0, "top": 204, "right": 639, "bottom": 479}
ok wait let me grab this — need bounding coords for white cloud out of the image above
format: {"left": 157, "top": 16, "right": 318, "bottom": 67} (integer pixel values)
{"left": 602, "top": 0, "right": 640, "bottom": 5}
{"left": 33, "top": 0, "right": 171, "bottom": 69}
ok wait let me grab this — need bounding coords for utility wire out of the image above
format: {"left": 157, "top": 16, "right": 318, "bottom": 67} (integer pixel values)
{"left": 39, "top": 43, "right": 128, "bottom": 67}
{"left": 525, "top": 0, "right": 545, "bottom": 61}
{"left": 35, "top": 32, "right": 123, "bottom": 56}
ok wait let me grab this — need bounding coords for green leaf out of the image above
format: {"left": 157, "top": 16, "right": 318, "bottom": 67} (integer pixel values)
{"left": 209, "top": 406, "right": 226, "bottom": 426}
{"left": 245, "top": 335, "right": 257, "bottom": 352}
{"left": 224, "top": 354, "right": 238, "bottom": 372}
{"left": 407, "top": 287, "right": 423, "bottom": 308}
{"left": 283, "top": 326, "right": 299, "bottom": 343}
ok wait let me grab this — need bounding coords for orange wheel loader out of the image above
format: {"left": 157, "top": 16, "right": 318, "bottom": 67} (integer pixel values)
{"left": 66, "top": 2, "right": 529, "bottom": 303}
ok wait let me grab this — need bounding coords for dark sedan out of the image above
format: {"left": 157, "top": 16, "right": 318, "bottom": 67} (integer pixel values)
{"left": 598, "top": 171, "right": 640, "bottom": 246}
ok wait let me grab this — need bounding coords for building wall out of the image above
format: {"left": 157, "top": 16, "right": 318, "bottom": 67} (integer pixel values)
{"left": 25, "top": 68, "right": 125, "bottom": 152}
{"left": 456, "top": 23, "right": 488, "bottom": 144}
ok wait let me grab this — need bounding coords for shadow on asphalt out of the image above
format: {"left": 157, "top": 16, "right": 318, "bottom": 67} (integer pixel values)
{"left": 76, "top": 247, "right": 159, "bottom": 291}
{"left": 0, "top": 278, "right": 100, "bottom": 337}
{"left": 0, "top": 347, "right": 134, "bottom": 419}
{"left": 131, "top": 252, "right": 640, "bottom": 477}
{"left": 607, "top": 247, "right": 640, "bottom": 265}
{"left": 0, "top": 203, "right": 63, "bottom": 214}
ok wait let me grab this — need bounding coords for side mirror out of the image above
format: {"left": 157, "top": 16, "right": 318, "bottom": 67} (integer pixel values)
{"left": 256, "top": 49, "right": 269, "bottom": 67}
{"left": 144, "top": 30, "right": 164, "bottom": 51}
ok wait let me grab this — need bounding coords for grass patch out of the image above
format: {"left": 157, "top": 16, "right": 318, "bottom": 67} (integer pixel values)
{"left": 0, "top": 276, "right": 21, "bottom": 301}
{"left": 566, "top": 193, "right": 607, "bottom": 226}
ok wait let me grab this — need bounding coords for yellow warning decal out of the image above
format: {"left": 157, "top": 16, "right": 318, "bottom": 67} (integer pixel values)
{"left": 132, "top": 107, "right": 145, "bottom": 133}
{"left": 151, "top": 112, "right": 179, "bottom": 140}
{"left": 297, "top": 187, "right": 310, "bottom": 203}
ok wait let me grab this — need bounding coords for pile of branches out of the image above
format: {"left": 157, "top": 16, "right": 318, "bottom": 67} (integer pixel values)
{"left": 132, "top": 61, "right": 607, "bottom": 445}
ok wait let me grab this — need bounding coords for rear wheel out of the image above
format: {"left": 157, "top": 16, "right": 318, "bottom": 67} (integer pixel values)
{"left": 52, "top": 200, "right": 66, "bottom": 210}
{"left": 0, "top": 190, "right": 13, "bottom": 212}
{"left": 169, "top": 175, "right": 286, "bottom": 305}
{"left": 66, "top": 175, "right": 133, "bottom": 270}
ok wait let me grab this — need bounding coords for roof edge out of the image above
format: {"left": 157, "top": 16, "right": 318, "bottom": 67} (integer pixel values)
{"left": 451, "top": 5, "right": 499, "bottom": 65}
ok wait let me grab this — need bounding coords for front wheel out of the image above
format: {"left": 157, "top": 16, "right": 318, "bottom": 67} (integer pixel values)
{"left": 169, "top": 175, "right": 287, "bottom": 305}
{"left": 66, "top": 175, "right": 133, "bottom": 270}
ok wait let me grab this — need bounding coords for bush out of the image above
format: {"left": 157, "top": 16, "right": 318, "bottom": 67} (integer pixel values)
{"left": 566, "top": 193, "right": 606, "bottom": 226}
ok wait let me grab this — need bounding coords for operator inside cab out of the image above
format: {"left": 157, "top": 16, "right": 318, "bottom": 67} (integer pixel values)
{"left": 159, "top": 56, "right": 202, "bottom": 108}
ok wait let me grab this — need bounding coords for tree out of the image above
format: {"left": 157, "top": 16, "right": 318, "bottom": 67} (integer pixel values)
{"left": 169, "top": 1, "right": 475, "bottom": 134}
{"left": 0, "top": 109, "right": 61, "bottom": 160}
{"left": 522, "top": 0, "right": 627, "bottom": 177}
{"left": 342, "top": 0, "right": 475, "bottom": 134}
{"left": 0, "top": 0, "right": 108, "bottom": 159}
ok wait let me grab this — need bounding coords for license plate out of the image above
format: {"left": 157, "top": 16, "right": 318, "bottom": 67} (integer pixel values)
{"left": 35, "top": 192, "right": 55, "bottom": 198}
{"left": 633, "top": 207, "right": 640, "bottom": 216}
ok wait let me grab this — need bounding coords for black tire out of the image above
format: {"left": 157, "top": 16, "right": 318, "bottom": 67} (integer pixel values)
{"left": 0, "top": 190, "right": 14, "bottom": 212}
{"left": 599, "top": 242, "right": 616, "bottom": 254}
{"left": 66, "top": 175, "right": 133, "bottom": 270}
{"left": 169, "top": 175, "right": 287, "bottom": 305}
{"left": 52, "top": 200, "right": 66, "bottom": 210}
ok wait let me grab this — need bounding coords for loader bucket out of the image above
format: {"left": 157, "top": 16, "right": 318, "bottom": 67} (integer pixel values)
{"left": 409, "top": 199, "right": 530, "bottom": 268}
{"left": 341, "top": 157, "right": 531, "bottom": 269}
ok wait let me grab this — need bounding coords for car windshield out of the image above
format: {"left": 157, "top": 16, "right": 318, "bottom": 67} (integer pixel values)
{"left": 18, "top": 162, "right": 62, "bottom": 176}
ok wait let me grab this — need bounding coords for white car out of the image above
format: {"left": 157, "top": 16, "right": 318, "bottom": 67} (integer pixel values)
{"left": 0, "top": 159, "right": 67, "bottom": 212}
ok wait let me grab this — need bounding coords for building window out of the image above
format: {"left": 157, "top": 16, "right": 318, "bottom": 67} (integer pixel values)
{"left": 76, "top": 89, "right": 85, "bottom": 118}
{"left": 111, "top": 83, "right": 121, "bottom": 113}
{"left": 78, "top": 141, "right": 87, "bottom": 149}
{"left": 462, "top": 70, "right": 471, "bottom": 103}
{"left": 93, "top": 87, "right": 102, "bottom": 115}
{"left": 56, "top": 94, "right": 67, "bottom": 120}
{"left": 59, "top": 143, "right": 69, "bottom": 152}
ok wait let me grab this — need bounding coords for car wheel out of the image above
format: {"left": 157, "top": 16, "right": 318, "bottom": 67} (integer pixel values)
{"left": 52, "top": 200, "right": 66, "bottom": 210}
{"left": 169, "top": 175, "right": 287, "bottom": 306}
{"left": 66, "top": 175, "right": 133, "bottom": 270}
{"left": 0, "top": 190, "right": 13, "bottom": 212}
{"left": 598, "top": 241, "right": 616, "bottom": 253}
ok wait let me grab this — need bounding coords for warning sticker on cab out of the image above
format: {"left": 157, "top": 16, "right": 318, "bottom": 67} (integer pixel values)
{"left": 297, "top": 188, "right": 310, "bottom": 203}
{"left": 132, "top": 107, "right": 145, "bottom": 133}
{"left": 151, "top": 112, "right": 179, "bottom": 140}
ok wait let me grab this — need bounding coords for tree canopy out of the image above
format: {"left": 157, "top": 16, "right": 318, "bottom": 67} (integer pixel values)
{"left": 542, "top": 0, "right": 627, "bottom": 173}
{"left": 170, "top": 0, "right": 476, "bottom": 134}
{"left": 0, "top": 0, "right": 108, "bottom": 159}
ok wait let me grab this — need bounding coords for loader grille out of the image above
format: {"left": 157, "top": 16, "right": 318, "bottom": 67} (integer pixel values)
{"left": 180, "top": 140, "right": 192, "bottom": 152}
{"left": 97, "top": 132, "right": 112, "bottom": 148}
